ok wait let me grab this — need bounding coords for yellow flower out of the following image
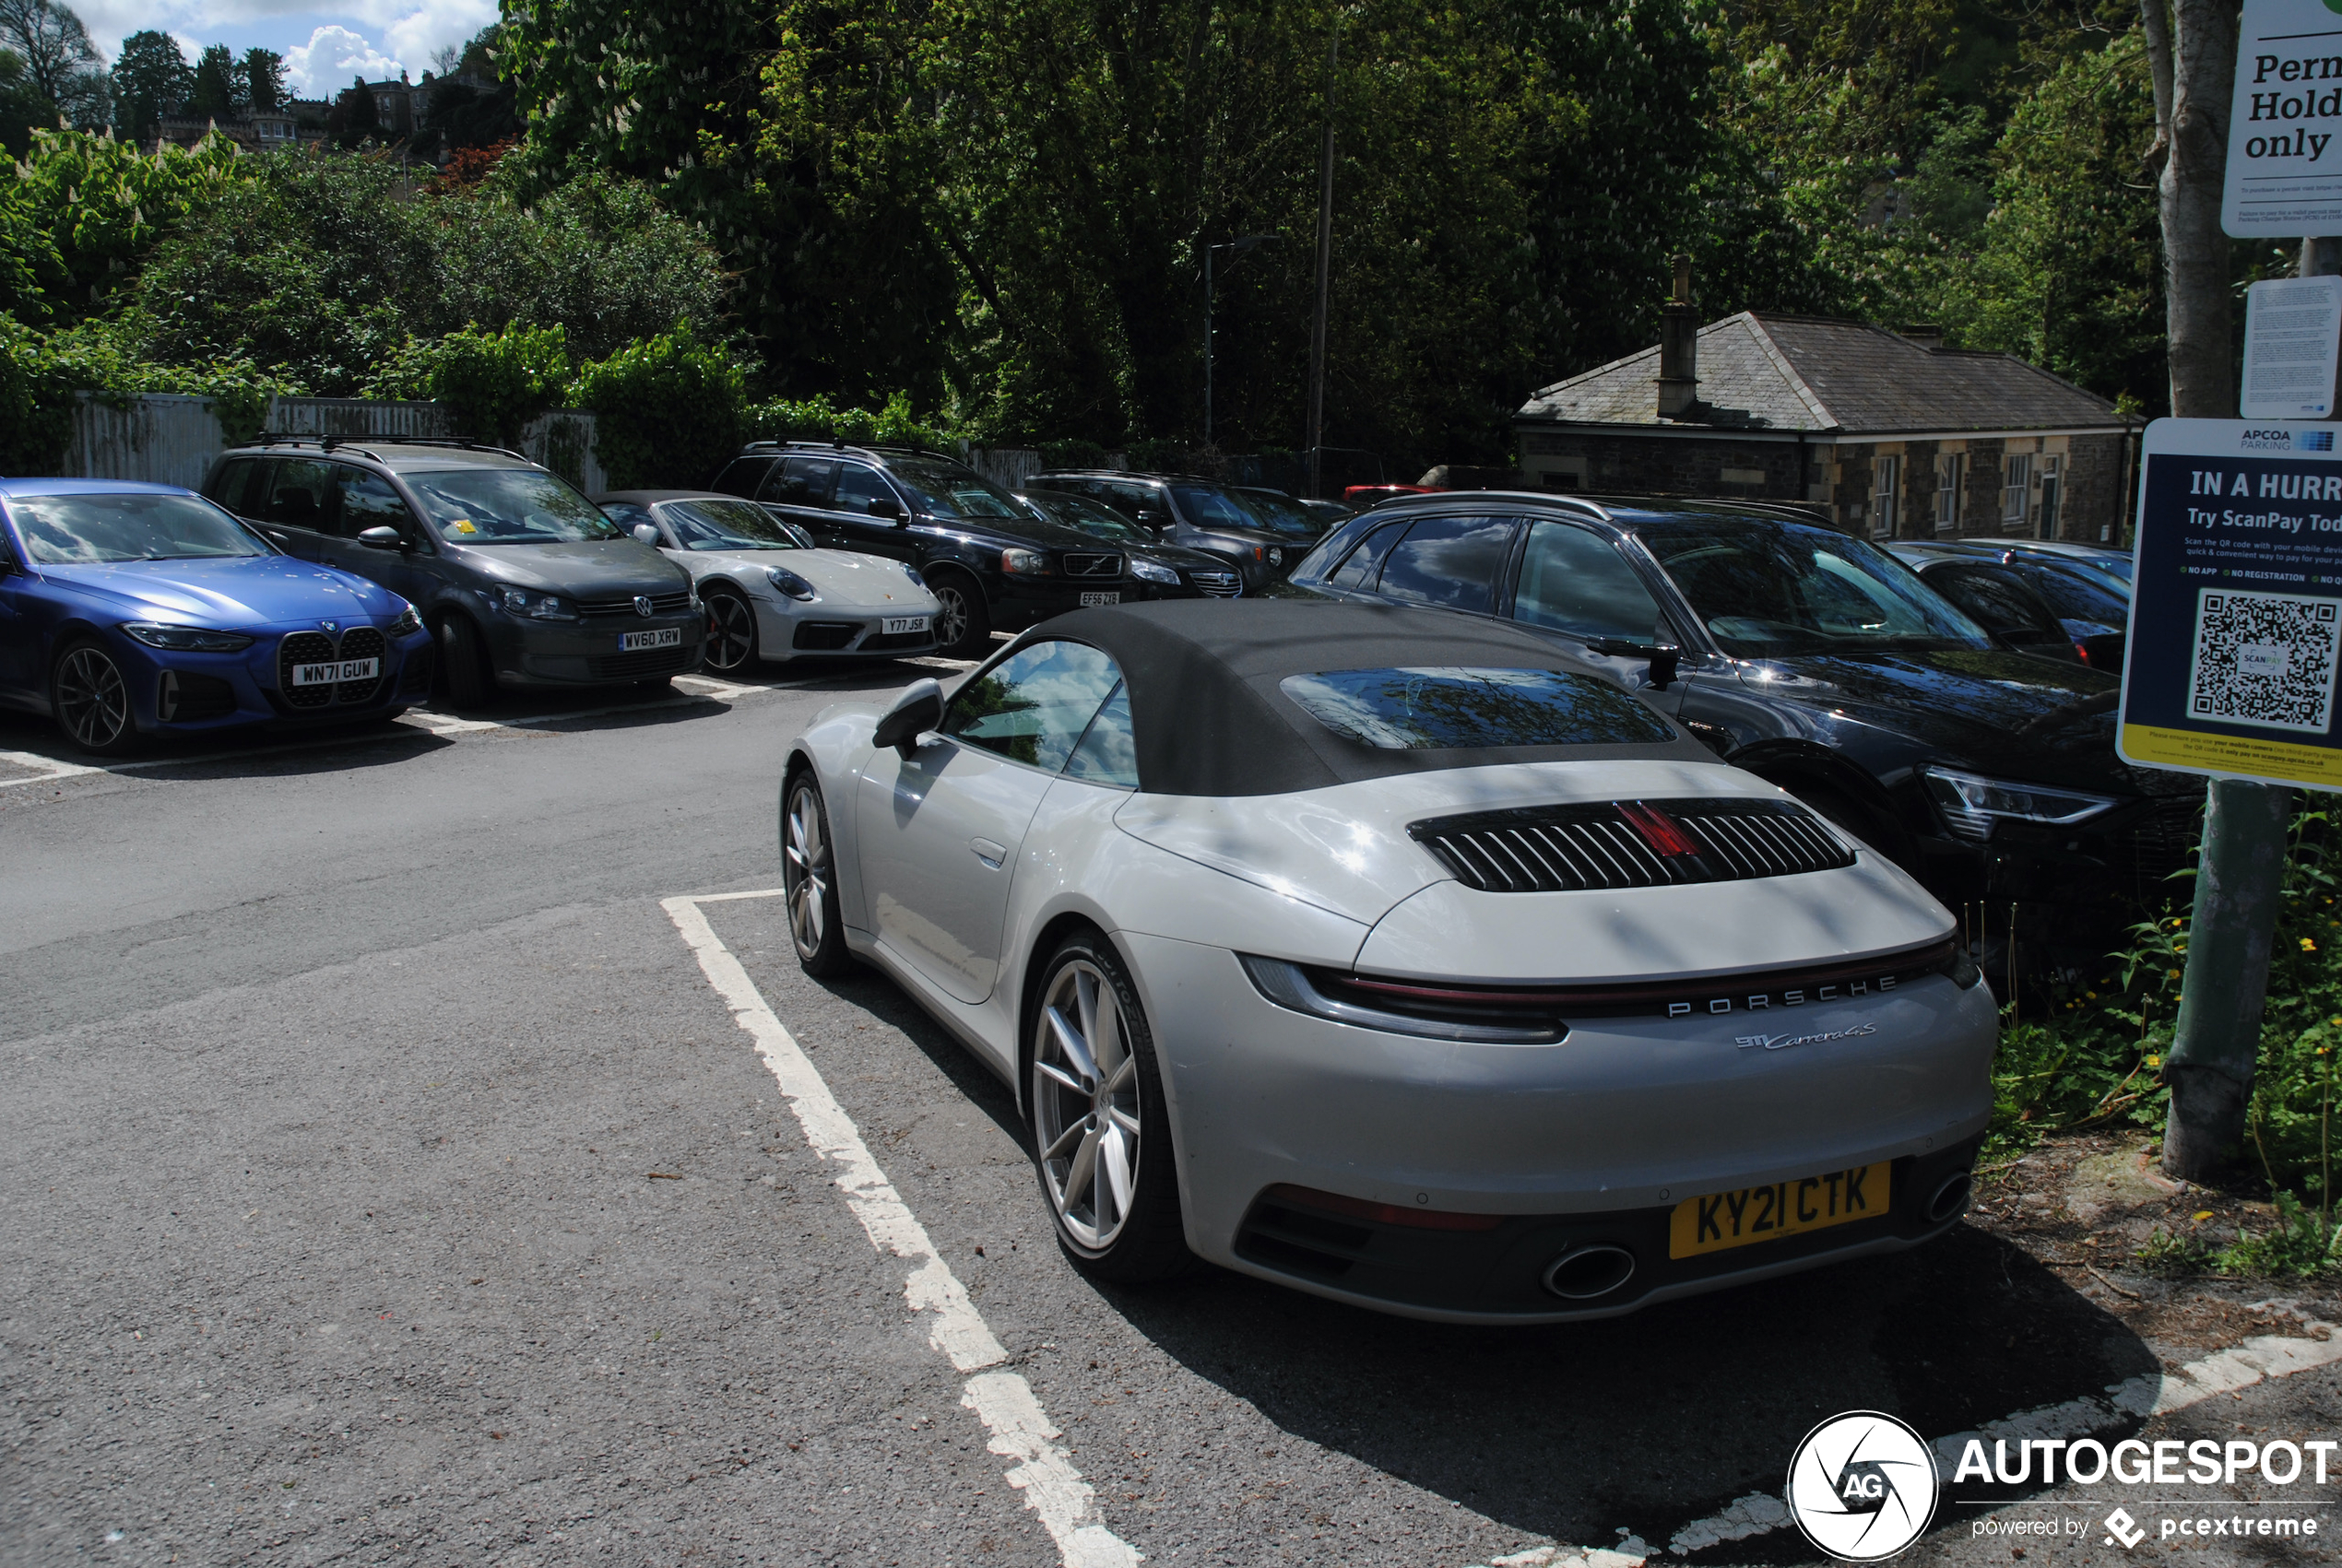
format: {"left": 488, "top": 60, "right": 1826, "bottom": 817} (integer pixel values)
{"left": 2193, "top": 1209, "right": 2215, "bottom": 1223}
{"left": 2303, "top": 937, "right": 2319, "bottom": 952}
{"left": 2168, "top": 968, "right": 2182, "bottom": 980}
{"left": 2146, "top": 1054, "right": 2161, "bottom": 1067}
{"left": 2087, "top": 991, "right": 2098, "bottom": 1000}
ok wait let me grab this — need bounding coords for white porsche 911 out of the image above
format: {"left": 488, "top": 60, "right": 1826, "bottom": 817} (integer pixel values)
{"left": 596, "top": 489, "right": 940, "bottom": 672}
{"left": 779, "top": 600, "right": 1996, "bottom": 1322}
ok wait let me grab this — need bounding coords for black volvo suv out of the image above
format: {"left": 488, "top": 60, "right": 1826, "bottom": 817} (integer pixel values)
{"left": 709, "top": 442, "right": 1163, "bottom": 657}
{"left": 1287, "top": 489, "right": 2202, "bottom": 973}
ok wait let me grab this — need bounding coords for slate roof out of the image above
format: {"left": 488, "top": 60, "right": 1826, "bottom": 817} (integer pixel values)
{"left": 1516, "top": 312, "right": 2123, "bottom": 435}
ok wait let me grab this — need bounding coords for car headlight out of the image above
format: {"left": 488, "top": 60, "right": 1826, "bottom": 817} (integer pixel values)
{"left": 119, "top": 621, "right": 254, "bottom": 653}
{"left": 1130, "top": 558, "right": 1180, "bottom": 585}
{"left": 1917, "top": 764, "right": 2120, "bottom": 842}
{"left": 496, "top": 586, "right": 577, "bottom": 620}
{"left": 387, "top": 605, "right": 422, "bottom": 638}
{"left": 765, "top": 566, "right": 816, "bottom": 600}
{"left": 903, "top": 563, "right": 926, "bottom": 588}
{"left": 1268, "top": 547, "right": 1285, "bottom": 567}
{"left": 1001, "top": 548, "right": 1048, "bottom": 575}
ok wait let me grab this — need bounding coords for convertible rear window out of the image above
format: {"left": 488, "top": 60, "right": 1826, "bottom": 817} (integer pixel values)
{"left": 1278, "top": 666, "right": 1674, "bottom": 750}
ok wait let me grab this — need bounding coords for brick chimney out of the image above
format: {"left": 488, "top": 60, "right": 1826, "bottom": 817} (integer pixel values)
{"left": 1656, "top": 255, "right": 1698, "bottom": 419}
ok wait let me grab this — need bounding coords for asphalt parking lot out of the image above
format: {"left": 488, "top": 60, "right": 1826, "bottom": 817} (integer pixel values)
{"left": 4, "top": 657, "right": 2339, "bottom": 1567}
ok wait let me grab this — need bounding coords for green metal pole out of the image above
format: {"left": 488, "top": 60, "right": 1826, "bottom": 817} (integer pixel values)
{"left": 2162, "top": 780, "right": 2291, "bottom": 1177}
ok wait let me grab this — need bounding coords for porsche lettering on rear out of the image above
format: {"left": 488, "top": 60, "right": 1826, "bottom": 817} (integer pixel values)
{"left": 1667, "top": 975, "right": 1898, "bottom": 1017}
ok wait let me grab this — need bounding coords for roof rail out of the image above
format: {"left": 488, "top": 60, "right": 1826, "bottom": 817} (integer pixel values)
{"left": 250, "top": 431, "right": 524, "bottom": 460}
{"left": 1683, "top": 496, "right": 1838, "bottom": 528}
{"left": 738, "top": 439, "right": 969, "bottom": 466}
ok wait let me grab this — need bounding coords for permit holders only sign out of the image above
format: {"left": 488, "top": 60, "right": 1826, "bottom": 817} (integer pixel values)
{"left": 2120, "top": 419, "right": 2342, "bottom": 790}
{"left": 2224, "top": 0, "right": 2342, "bottom": 238}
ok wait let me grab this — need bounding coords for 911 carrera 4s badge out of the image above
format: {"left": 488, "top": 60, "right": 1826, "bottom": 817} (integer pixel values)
{"left": 1669, "top": 1161, "right": 1891, "bottom": 1258}
{"left": 1734, "top": 1020, "right": 1878, "bottom": 1051}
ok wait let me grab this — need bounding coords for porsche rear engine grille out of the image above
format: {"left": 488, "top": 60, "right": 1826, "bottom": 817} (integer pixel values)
{"left": 1411, "top": 797, "right": 1853, "bottom": 893}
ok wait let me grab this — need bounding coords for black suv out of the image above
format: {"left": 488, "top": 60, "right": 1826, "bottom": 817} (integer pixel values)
{"left": 1287, "top": 490, "right": 2202, "bottom": 971}
{"left": 204, "top": 437, "right": 701, "bottom": 705}
{"left": 709, "top": 442, "right": 1152, "bottom": 657}
{"left": 1025, "top": 470, "right": 1303, "bottom": 591}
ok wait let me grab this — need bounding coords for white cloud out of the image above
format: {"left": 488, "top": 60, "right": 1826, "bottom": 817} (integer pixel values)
{"left": 77, "top": 3, "right": 497, "bottom": 80}
{"left": 283, "top": 24, "right": 398, "bottom": 97}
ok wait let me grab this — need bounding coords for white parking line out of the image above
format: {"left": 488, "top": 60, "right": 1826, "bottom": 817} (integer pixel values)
{"left": 1469, "top": 1315, "right": 2342, "bottom": 1566}
{"left": 664, "top": 890, "right": 1142, "bottom": 1568}
{"left": 0, "top": 749, "right": 101, "bottom": 785}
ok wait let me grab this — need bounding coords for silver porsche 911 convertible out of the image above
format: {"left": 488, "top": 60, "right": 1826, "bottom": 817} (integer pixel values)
{"left": 778, "top": 600, "right": 1995, "bottom": 1322}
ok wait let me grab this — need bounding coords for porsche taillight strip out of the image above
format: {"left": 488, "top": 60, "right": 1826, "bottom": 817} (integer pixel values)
{"left": 1410, "top": 797, "right": 1854, "bottom": 893}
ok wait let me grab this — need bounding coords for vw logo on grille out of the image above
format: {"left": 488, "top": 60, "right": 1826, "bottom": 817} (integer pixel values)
{"left": 633, "top": 595, "right": 653, "bottom": 618}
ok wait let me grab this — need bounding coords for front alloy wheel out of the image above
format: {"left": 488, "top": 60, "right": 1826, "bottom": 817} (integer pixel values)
{"left": 703, "top": 589, "right": 758, "bottom": 673}
{"left": 1029, "top": 937, "right": 1189, "bottom": 1279}
{"left": 783, "top": 774, "right": 851, "bottom": 975}
{"left": 53, "top": 642, "right": 136, "bottom": 756}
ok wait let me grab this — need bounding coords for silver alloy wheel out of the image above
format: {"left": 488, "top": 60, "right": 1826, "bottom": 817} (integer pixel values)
{"left": 1033, "top": 959, "right": 1142, "bottom": 1250}
{"left": 932, "top": 583, "right": 968, "bottom": 650}
{"left": 784, "top": 781, "right": 830, "bottom": 958}
{"left": 704, "top": 591, "right": 755, "bottom": 672}
{"left": 55, "top": 646, "right": 128, "bottom": 749}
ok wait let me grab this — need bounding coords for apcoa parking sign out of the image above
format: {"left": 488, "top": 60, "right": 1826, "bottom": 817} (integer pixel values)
{"left": 2119, "top": 419, "right": 2342, "bottom": 790}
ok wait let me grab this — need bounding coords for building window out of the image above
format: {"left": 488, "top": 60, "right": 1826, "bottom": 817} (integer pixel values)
{"left": 2001, "top": 453, "right": 2033, "bottom": 532}
{"left": 1870, "top": 455, "right": 1900, "bottom": 537}
{"left": 1933, "top": 453, "right": 1964, "bottom": 533}
{"left": 2036, "top": 454, "right": 2062, "bottom": 540}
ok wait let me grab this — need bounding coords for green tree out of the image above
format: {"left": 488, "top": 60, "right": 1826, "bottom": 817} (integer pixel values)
{"left": 240, "top": 48, "right": 285, "bottom": 114}
{"left": 0, "top": 0, "right": 104, "bottom": 130}
{"left": 327, "top": 76, "right": 378, "bottom": 147}
{"left": 8, "top": 124, "right": 242, "bottom": 320}
{"left": 109, "top": 29, "right": 189, "bottom": 146}
{"left": 187, "top": 43, "right": 240, "bottom": 119}
{"left": 0, "top": 45, "right": 49, "bottom": 157}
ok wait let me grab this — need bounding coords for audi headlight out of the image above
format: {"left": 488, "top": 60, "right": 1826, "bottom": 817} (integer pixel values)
{"left": 1001, "top": 548, "right": 1048, "bottom": 575}
{"left": 903, "top": 563, "right": 926, "bottom": 587}
{"left": 496, "top": 586, "right": 577, "bottom": 620}
{"left": 765, "top": 566, "right": 815, "bottom": 600}
{"left": 1918, "top": 765, "right": 2120, "bottom": 843}
{"left": 120, "top": 621, "right": 254, "bottom": 653}
{"left": 1130, "top": 558, "right": 1180, "bottom": 585}
{"left": 387, "top": 604, "right": 422, "bottom": 638}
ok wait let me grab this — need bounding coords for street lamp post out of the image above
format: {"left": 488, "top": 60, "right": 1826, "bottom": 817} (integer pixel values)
{"left": 1205, "top": 234, "right": 1275, "bottom": 447}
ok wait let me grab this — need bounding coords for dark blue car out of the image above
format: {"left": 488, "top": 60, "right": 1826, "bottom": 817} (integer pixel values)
{"left": 0, "top": 479, "right": 432, "bottom": 755}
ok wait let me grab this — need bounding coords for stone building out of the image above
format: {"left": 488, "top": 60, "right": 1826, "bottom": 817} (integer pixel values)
{"left": 1512, "top": 285, "right": 2136, "bottom": 544}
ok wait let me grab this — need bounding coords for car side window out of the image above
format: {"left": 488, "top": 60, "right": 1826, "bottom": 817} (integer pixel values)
{"left": 1375, "top": 515, "right": 1518, "bottom": 614}
{"left": 833, "top": 465, "right": 898, "bottom": 516}
{"left": 1101, "top": 483, "right": 1156, "bottom": 518}
{"left": 210, "top": 458, "right": 262, "bottom": 515}
{"left": 599, "top": 501, "right": 656, "bottom": 533}
{"left": 1062, "top": 683, "right": 1137, "bottom": 789}
{"left": 1514, "top": 521, "right": 1669, "bottom": 643}
{"left": 261, "top": 459, "right": 339, "bottom": 532}
{"left": 710, "top": 456, "right": 775, "bottom": 498}
{"left": 763, "top": 457, "right": 836, "bottom": 506}
{"left": 1328, "top": 520, "right": 1409, "bottom": 589}
{"left": 944, "top": 640, "right": 1124, "bottom": 773}
{"left": 1931, "top": 566, "right": 2056, "bottom": 638}
{"left": 334, "top": 466, "right": 417, "bottom": 539}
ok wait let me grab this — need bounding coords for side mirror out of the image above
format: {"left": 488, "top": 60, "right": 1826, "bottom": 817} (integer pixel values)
{"left": 1586, "top": 638, "right": 1681, "bottom": 690}
{"left": 632, "top": 523, "right": 662, "bottom": 548}
{"left": 1135, "top": 508, "right": 1167, "bottom": 528}
{"left": 869, "top": 495, "right": 905, "bottom": 524}
{"left": 357, "top": 525, "right": 404, "bottom": 551}
{"left": 872, "top": 678, "right": 945, "bottom": 753}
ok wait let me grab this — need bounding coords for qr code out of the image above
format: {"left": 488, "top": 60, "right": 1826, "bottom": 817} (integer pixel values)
{"left": 2188, "top": 589, "right": 2342, "bottom": 733}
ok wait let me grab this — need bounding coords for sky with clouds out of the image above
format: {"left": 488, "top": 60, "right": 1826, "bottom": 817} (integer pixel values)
{"left": 76, "top": 0, "right": 498, "bottom": 99}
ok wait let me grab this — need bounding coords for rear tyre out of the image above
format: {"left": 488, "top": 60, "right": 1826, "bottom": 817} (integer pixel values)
{"left": 434, "top": 615, "right": 491, "bottom": 709}
{"left": 702, "top": 586, "right": 759, "bottom": 673}
{"left": 1028, "top": 933, "right": 1192, "bottom": 1283}
{"left": 783, "top": 772, "right": 854, "bottom": 977}
{"left": 51, "top": 639, "right": 139, "bottom": 757}
{"left": 929, "top": 572, "right": 992, "bottom": 659}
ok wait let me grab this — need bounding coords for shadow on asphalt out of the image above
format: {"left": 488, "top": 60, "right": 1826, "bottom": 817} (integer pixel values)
{"left": 817, "top": 959, "right": 2158, "bottom": 1562}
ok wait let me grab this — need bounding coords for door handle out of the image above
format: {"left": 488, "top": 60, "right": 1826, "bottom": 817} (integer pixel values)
{"left": 970, "top": 837, "right": 1008, "bottom": 867}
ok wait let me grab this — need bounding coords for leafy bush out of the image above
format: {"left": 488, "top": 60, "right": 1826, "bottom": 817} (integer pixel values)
{"left": 742, "top": 389, "right": 953, "bottom": 451}
{"left": 574, "top": 324, "right": 747, "bottom": 489}
{"left": 380, "top": 322, "right": 574, "bottom": 446}
{"left": 0, "top": 314, "right": 299, "bottom": 472}
{"left": 1038, "top": 437, "right": 1107, "bottom": 470}
{"left": 7, "top": 127, "right": 244, "bottom": 322}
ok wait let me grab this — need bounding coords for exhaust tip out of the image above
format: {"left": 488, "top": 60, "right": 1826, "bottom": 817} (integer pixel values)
{"left": 1926, "top": 1173, "right": 1973, "bottom": 1225}
{"left": 1542, "top": 1244, "right": 1637, "bottom": 1301}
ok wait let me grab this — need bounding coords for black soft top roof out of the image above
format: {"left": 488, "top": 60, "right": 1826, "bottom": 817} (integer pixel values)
{"left": 998, "top": 599, "right": 1715, "bottom": 796}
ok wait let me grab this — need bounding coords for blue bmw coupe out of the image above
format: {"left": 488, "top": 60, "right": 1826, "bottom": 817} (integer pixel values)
{"left": 0, "top": 479, "right": 433, "bottom": 755}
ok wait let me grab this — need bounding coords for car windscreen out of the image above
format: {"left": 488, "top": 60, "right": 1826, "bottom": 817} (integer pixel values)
{"left": 1168, "top": 483, "right": 1270, "bottom": 532}
{"left": 660, "top": 498, "right": 803, "bottom": 550}
{"left": 1279, "top": 666, "right": 1675, "bottom": 749}
{"left": 2023, "top": 562, "right": 2129, "bottom": 625}
{"left": 1021, "top": 490, "right": 1146, "bottom": 541}
{"left": 886, "top": 458, "right": 1030, "bottom": 520}
{"left": 1239, "top": 492, "right": 1322, "bottom": 537}
{"left": 407, "top": 468, "right": 621, "bottom": 544}
{"left": 1636, "top": 518, "right": 1991, "bottom": 656}
{"left": 9, "top": 491, "right": 267, "bottom": 563}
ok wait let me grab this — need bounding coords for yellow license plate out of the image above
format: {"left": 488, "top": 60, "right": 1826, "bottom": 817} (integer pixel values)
{"left": 1668, "top": 1161, "right": 1891, "bottom": 1259}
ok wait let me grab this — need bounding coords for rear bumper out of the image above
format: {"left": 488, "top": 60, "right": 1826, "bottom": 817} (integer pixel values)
{"left": 1123, "top": 932, "right": 1996, "bottom": 1323}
